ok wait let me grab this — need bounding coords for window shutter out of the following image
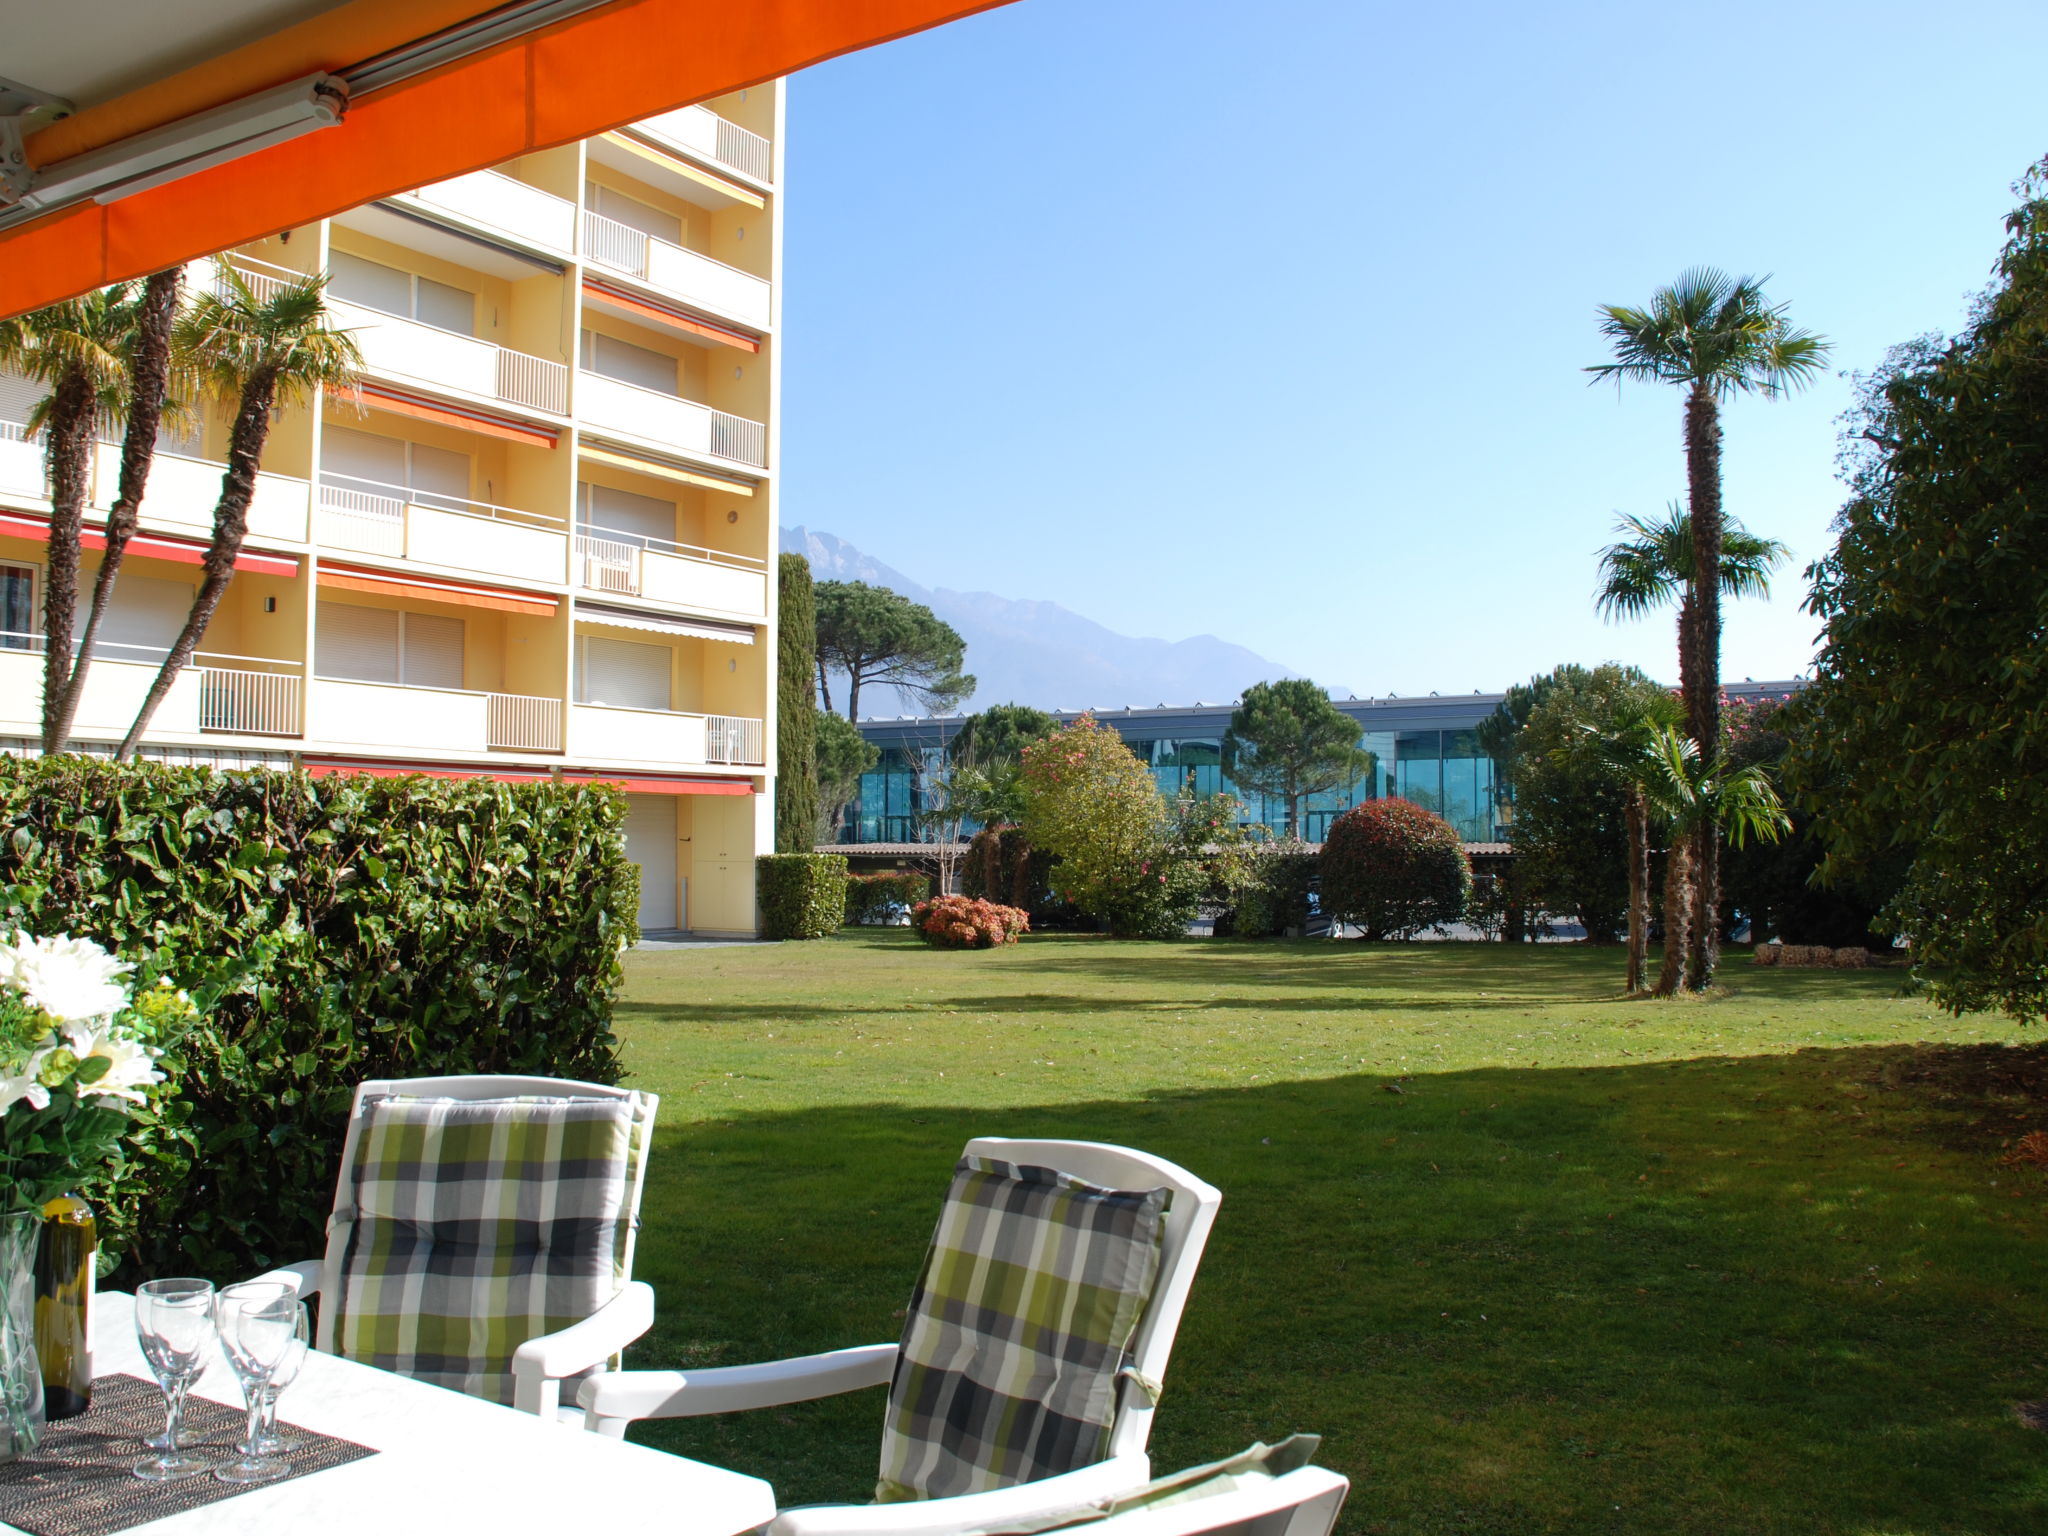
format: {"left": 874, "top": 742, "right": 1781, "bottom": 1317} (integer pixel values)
{"left": 406, "top": 442, "right": 472, "bottom": 511}
{"left": 0, "top": 368, "right": 43, "bottom": 429}
{"left": 329, "top": 252, "right": 410, "bottom": 316}
{"left": 323, "top": 426, "right": 407, "bottom": 494}
{"left": 316, "top": 601, "right": 401, "bottom": 683}
{"left": 400, "top": 612, "right": 466, "bottom": 689}
{"left": 578, "top": 329, "right": 677, "bottom": 395}
{"left": 577, "top": 482, "right": 675, "bottom": 544}
{"left": 587, "top": 182, "right": 682, "bottom": 246}
{"left": 89, "top": 572, "right": 194, "bottom": 658}
{"left": 413, "top": 276, "right": 476, "bottom": 337}
{"left": 577, "top": 635, "right": 671, "bottom": 710}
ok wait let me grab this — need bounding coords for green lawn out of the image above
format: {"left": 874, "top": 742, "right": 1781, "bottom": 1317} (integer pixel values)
{"left": 611, "top": 931, "right": 2048, "bottom": 1535}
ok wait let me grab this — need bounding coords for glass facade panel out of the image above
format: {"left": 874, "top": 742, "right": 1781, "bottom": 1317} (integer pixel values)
{"left": 1394, "top": 730, "right": 1443, "bottom": 815}
{"left": 1441, "top": 730, "right": 1491, "bottom": 842}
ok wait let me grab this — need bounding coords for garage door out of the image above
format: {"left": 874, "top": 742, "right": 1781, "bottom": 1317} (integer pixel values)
{"left": 623, "top": 794, "right": 678, "bottom": 932}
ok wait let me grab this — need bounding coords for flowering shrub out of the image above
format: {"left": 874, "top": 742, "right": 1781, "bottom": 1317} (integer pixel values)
{"left": 912, "top": 896, "right": 1030, "bottom": 949}
{"left": 1319, "top": 799, "right": 1471, "bottom": 940}
{"left": 0, "top": 933, "right": 194, "bottom": 1215}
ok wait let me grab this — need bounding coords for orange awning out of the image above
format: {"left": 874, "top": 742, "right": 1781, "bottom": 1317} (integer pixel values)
{"left": 343, "top": 385, "right": 561, "bottom": 447}
{"left": 559, "top": 770, "right": 753, "bottom": 795}
{"left": 317, "top": 563, "right": 558, "bottom": 615}
{"left": 0, "top": 0, "right": 1016, "bottom": 319}
{"left": 583, "top": 280, "right": 761, "bottom": 352}
{"left": 0, "top": 511, "right": 300, "bottom": 576}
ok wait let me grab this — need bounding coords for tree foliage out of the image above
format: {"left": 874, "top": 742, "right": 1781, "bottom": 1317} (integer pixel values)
{"left": 1318, "top": 799, "right": 1471, "bottom": 941}
{"left": 1794, "top": 158, "right": 2048, "bottom": 1020}
{"left": 775, "top": 553, "right": 819, "bottom": 852}
{"left": 813, "top": 580, "right": 973, "bottom": 721}
{"left": 945, "top": 703, "right": 1058, "bottom": 828}
{"left": 1221, "top": 679, "right": 1369, "bottom": 840}
{"left": 813, "top": 711, "right": 877, "bottom": 842}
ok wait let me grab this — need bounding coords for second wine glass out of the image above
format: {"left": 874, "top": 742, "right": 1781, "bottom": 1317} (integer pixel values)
{"left": 212, "top": 1283, "right": 298, "bottom": 1485}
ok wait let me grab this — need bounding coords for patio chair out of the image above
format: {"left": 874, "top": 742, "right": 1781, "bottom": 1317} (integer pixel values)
{"left": 1039, "top": 1463, "right": 1349, "bottom": 1536}
{"left": 579, "top": 1136, "right": 1222, "bottom": 1536}
{"left": 257, "top": 1074, "right": 658, "bottom": 1420}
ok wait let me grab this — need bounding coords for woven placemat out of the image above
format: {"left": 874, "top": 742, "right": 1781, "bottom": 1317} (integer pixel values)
{"left": 0, "top": 1373, "right": 376, "bottom": 1536}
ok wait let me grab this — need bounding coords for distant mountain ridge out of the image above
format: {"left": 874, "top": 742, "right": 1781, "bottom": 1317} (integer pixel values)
{"left": 782, "top": 526, "right": 1334, "bottom": 717}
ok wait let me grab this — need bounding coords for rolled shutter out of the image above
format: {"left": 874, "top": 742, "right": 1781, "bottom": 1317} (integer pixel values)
{"left": 91, "top": 572, "right": 195, "bottom": 657}
{"left": 577, "top": 635, "right": 671, "bottom": 710}
{"left": 316, "top": 601, "right": 401, "bottom": 682}
{"left": 400, "top": 611, "right": 465, "bottom": 689}
{"left": 587, "top": 182, "right": 682, "bottom": 245}
{"left": 577, "top": 482, "right": 674, "bottom": 543}
{"left": 0, "top": 368, "right": 43, "bottom": 430}
{"left": 329, "top": 252, "right": 411, "bottom": 316}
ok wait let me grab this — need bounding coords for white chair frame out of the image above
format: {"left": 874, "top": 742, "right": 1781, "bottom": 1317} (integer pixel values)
{"left": 579, "top": 1136, "right": 1224, "bottom": 1536}
{"left": 1080, "top": 1467, "right": 1350, "bottom": 1536}
{"left": 257, "top": 1074, "right": 658, "bottom": 1421}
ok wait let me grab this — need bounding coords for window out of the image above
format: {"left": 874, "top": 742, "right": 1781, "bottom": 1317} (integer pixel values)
{"left": 329, "top": 252, "right": 476, "bottom": 337}
{"left": 585, "top": 182, "right": 682, "bottom": 245}
{"left": 323, "top": 426, "right": 471, "bottom": 511}
{"left": 316, "top": 601, "right": 466, "bottom": 689}
{"left": 576, "top": 635, "right": 671, "bottom": 710}
{"left": 576, "top": 482, "right": 675, "bottom": 545}
{"left": 90, "top": 573, "right": 194, "bottom": 661}
{"left": 579, "top": 329, "right": 677, "bottom": 395}
{"left": 0, "top": 563, "right": 33, "bottom": 649}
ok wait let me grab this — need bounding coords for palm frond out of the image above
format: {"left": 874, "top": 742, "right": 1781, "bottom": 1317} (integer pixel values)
{"left": 1590, "top": 269, "right": 1830, "bottom": 400}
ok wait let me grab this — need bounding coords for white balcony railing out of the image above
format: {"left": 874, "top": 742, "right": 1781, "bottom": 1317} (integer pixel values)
{"left": 315, "top": 477, "right": 570, "bottom": 584}
{"left": 198, "top": 666, "right": 302, "bottom": 735}
{"left": 487, "top": 692, "right": 564, "bottom": 751}
{"left": 634, "top": 105, "right": 773, "bottom": 184}
{"left": 575, "top": 371, "right": 767, "bottom": 469}
{"left": 94, "top": 444, "right": 312, "bottom": 544}
{"left": 706, "top": 713, "right": 764, "bottom": 765}
{"left": 573, "top": 531, "right": 766, "bottom": 615}
{"left": 328, "top": 298, "right": 569, "bottom": 416}
{"left": 206, "top": 254, "right": 297, "bottom": 303}
{"left": 0, "top": 635, "right": 302, "bottom": 739}
{"left": 408, "top": 170, "right": 576, "bottom": 252}
{"left": 580, "top": 212, "right": 772, "bottom": 330}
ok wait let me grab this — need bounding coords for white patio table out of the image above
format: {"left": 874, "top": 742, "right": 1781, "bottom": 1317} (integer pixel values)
{"left": 0, "top": 1291, "right": 775, "bottom": 1536}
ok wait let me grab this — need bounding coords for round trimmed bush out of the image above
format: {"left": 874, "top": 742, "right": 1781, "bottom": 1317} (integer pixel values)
{"left": 1319, "top": 799, "right": 1471, "bottom": 940}
{"left": 912, "top": 895, "right": 1030, "bottom": 949}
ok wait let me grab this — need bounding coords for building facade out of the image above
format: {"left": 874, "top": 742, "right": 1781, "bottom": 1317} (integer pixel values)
{"left": 838, "top": 681, "right": 1803, "bottom": 848}
{"left": 0, "top": 87, "right": 784, "bottom": 936}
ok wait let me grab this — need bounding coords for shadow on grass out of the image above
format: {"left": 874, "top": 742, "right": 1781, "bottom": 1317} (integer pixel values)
{"left": 623, "top": 1041, "right": 2048, "bottom": 1536}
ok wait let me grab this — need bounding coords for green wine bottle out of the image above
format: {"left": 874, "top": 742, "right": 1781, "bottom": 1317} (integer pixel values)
{"left": 33, "top": 1195, "right": 94, "bottom": 1421}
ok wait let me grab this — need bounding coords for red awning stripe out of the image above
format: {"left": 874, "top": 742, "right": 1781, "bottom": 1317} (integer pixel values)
{"left": 0, "top": 512, "right": 300, "bottom": 577}
{"left": 581, "top": 281, "right": 760, "bottom": 352}
{"left": 343, "top": 385, "right": 561, "bottom": 447}
{"left": 316, "top": 562, "right": 558, "bottom": 615}
{"left": 559, "top": 771, "right": 753, "bottom": 796}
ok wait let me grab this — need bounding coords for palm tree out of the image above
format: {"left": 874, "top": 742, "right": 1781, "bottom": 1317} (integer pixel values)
{"left": 119, "top": 269, "right": 361, "bottom": 758}
{"left": 1572, "top": 697, "right": 1682, "bottom": 996}
{"left": 0, "top": 284, "right": 142, "bottom": 751}
{"left": 1633, "top": 724, "right": 1792, "bottom": 997}
{"left": 1588, "top": 269, "right": 1827, "bottom": 988}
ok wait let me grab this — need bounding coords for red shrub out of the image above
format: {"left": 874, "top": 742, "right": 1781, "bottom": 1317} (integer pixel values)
{"left": 912, "top": 895, "right": 1031, "bottom": 949}
{"left": 1318, "top": 798, "right": 1471, "bottom": 940}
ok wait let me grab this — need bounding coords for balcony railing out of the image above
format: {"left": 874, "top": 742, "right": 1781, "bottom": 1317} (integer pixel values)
{"left": 580, "top": 212, "right": 772, "bottom": 329}
{"left": 0, "top": 634, "right": 303, "bottom": 738}
{"left": 198, "top": 666, "right": 302, "bottom": 735}
{"left": 407, "top": 170, "right": 576, "bottom": 252}
{"left": 316, "top": 476, "right": 570, "bottom": 584}
{"left": 206, "top": 254, "right": 298, "bottom": 303}
{"left": 706, "top": 713, "right": 764, "bottom": 765}
{"left": 573, "top": 530, "right": 767, "bottom": 615}
{"left": 312, "top": 676, "right": 565, "bottom": 753}
{"left": 328, "top": 297, "right": 569, "bottom": 416}
{"left": 575, "top": 370, "right": 768, "bottom": 469}
{"left": 633, "top": 105, "right": 773, "bottom": 184}
{"left": 487, "top": 692, "right": 564, "bottom": 751}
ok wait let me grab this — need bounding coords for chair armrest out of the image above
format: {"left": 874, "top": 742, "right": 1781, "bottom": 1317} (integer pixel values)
{"left": 511, "top": 1282, "right": 656, "bottom": 1418}
{"left": 769, "top": 1456, "right": 1154, "bottom": 1536}
{"left": 247, "top": 1260, "right": 323, "bottom": 1297}
{"left": 579, "top": 1342, "right": 896, "bottom": 1436}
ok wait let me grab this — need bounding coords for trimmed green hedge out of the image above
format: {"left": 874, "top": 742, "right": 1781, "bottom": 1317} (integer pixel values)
{"left": 758, "top": 853, "right": 848, "bottom": 938}
{"left": 1230, "top": 841, "right": 1320, "bottom": 937}
{"left": 0, "top": 755, "right": 637, "bottom": 1280}
{"left": 844, "top": 871, "right": 930, "bottom": 925}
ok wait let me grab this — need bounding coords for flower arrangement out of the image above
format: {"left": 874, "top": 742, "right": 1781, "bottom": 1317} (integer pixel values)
{"left": 0, "top": 934, "right": 193, "bottom": 1215}
{"left": 912, "top": 896, "right": 1031, "bottom": 950}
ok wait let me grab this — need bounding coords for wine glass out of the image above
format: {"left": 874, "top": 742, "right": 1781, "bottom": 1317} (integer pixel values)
{"left": 252, "top": 1298, "right": 309, "bottom": 1455}
{"left": 212, "top": 1283, "right": 298, "bottom": 1484}
{"left": 132, "top": 1279, "right": 218, "bottom": 1481}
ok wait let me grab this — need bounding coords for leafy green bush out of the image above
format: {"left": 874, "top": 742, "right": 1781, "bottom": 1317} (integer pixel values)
{"left": 1319, "top": 799, "right": 1471, "bottom": 940}
{"left": 0, "top": 755, "right": 636, "bottom": 1280}
{"left": 844, "top": 871, "right": 930, "bottom": 925}
{"left": 758, "top": 853, "right": 849, "bottom": 939}
{"left": 1229, "top": 840, "right": 1320, "bottom": 937}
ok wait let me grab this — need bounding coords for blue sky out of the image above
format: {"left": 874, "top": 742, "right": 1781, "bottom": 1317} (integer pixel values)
{"left": 778, "top": 0, "right": 2048, "bottom": 698}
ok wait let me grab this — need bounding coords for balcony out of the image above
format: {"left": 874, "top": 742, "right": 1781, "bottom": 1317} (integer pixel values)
{"left": 328, "top": 298, "right": 569, "bottom": 416}
{"left": 573, "top": 532, "right": 765, "bottom": 617}
{"left": 0, "top": 421, "right": 44, "bottom": 502}
{"left": 575, "top": 371, "right": 766, "bottom": 469}
{"left": 316, "top": 476, "right": 569, "bottom": 586}
{"left": 312, "top": 677, "right": 564, "bottom": 753}
{"left": 581, "top": 213, "right": 772, "bottom": 330}
{"left": 91, "top": 443, "right": 310, "bottom": 544}
{"left": 403, "top": 170, "right": 576, "bottom": 254}
{"left": 0, "top": 640, "right": 302, "bottom": 739}
{"left": 633, "top": 105, "right": 773, "bottom": 185}
{"left": 569, "top": 703, "right": 763, "bottom": 765}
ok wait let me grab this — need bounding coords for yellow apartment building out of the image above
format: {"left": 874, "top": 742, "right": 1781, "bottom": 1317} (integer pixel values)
{"left": 0, "top": 86, "right": 784, "bottom": 937}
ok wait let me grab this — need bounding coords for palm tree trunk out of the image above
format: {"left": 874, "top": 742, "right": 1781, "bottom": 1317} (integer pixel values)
{"left": 48, "top": 270, "right": 183, "bottom": 753}
{"left": 1653, "top": 830, "right": 1692, "bottom": 997}
{"left": 118, "top": 368, "right": 277, "bottom": 760}
{"left": 1624, "top": 788, "right": 1649, "bottom": 994}
{"left": 38, "top": 370, "right": 96, "bottom": 754}
{"left": 1684, "top": 383, "right": 1725, "bottom": 987}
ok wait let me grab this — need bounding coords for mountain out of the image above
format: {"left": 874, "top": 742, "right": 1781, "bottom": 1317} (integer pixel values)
{"left": 781, "top": 526, "right": 1335, "bottom": 716}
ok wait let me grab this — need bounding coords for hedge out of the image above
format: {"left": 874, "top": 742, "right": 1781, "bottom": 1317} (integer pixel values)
{"left": 1229, "top": 841, "right": 1320, "bottom": 937}
{"left": 0, "top": 755, "right": 637, "bottom": 1281}
{"left": 844, "top": 871, "right": 930, "bottom": 925}
{"left": 757, "top": 853, "right": 848, "bottom": 938}
{"left": 1319, "top": 799, "right": 1471, "bottom": 940}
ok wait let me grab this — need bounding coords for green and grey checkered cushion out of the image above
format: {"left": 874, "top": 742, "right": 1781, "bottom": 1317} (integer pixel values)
{"left": 877, "top": 1156, "right": 1169, "bottom": 1504}
{"left": 329, "top": 1093, "right": 649, "bottom": 1405}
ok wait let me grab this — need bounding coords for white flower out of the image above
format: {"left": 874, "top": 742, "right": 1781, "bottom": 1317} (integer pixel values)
{"left": 0, "top": 932, "right": 133, "bottom": 1025}
{"left": 76, "top": 1030, "right": 162, "bottom": 1107}
{"left": 0, "top": 1046, "right": 54, "bottom": 1114}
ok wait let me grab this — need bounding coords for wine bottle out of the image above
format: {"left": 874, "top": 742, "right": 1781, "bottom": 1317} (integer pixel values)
{"left": 33, "top": 1194, "right": 94, "bottom": 1421}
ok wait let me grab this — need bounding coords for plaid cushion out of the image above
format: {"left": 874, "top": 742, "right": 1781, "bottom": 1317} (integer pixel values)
{"left": 329, "top": 1093, "right": 649, "bottom": 1405}
{"left": 877, "top": 1156, "right": 1169, "bottom": 1503}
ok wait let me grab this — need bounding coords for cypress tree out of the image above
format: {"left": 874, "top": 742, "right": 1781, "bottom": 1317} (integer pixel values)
{"left": 775, "top": 552, "right": 820, "bottom": 851}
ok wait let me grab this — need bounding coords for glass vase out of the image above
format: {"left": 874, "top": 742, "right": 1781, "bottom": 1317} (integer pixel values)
{"left": 0, "top": 1209, "right": 46, "bottom": 1462}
